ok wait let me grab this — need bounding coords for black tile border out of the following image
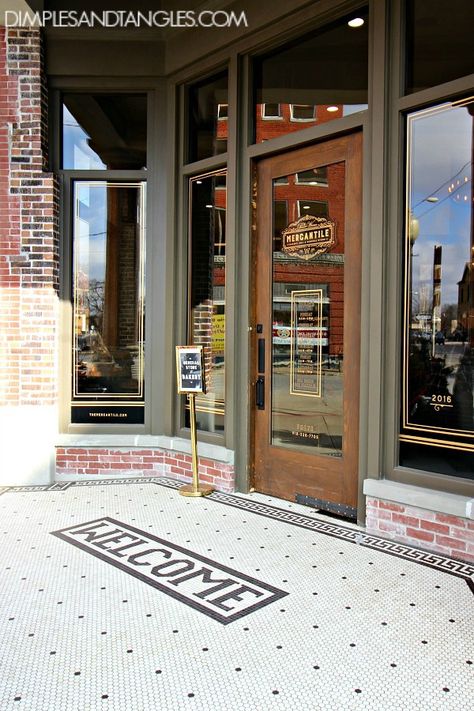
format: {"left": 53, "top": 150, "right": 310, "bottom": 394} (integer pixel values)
{"left": 2, "top": 476, "right": 473, "bottom": 592}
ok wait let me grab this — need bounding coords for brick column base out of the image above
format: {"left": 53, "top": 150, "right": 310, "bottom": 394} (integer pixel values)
{"left": 56, "top": 447, "right": 235, "bottom": 493}
{"left": 366, "top": 498, "right": 474, "bottom": 564}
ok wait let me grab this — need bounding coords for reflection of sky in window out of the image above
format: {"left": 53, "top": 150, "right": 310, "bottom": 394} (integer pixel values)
{"left": 76, "top": 184, "right": 107, "bottom": 282}
{"left": 63, "top": 105, "right": 105, "bottom": 170}
{"left": 342, "top": 104, "right": 368, "bottom": 116}
{"left": 410, "top": 105, "right": 472, "bottom": 305}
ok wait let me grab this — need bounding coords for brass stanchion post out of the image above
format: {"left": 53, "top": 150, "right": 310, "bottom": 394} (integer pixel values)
{"left": 179, "top": 394, "right": 214, "bottom": 498}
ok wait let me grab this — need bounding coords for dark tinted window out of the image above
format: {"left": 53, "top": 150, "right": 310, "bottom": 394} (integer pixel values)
{"left": 405, "top": 1, "right": 474, "bottom": 94}
{"left": 253, "top": 10, "right": 368, "bottom": 143}
{"left": 187, "top": 171, "right": 227, "bottom": 433}
{"left": 188, "top": 72, "right": 228, "bottom": 163}
{"left": 63, "top": 94, "right": 147, "bottom": 170}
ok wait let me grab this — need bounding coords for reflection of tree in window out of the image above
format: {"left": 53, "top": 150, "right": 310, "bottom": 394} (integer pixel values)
{"left": 401, "top": 99, "right": 474, "bottom": 479}
{"left": 73, "top": 184, "right": 145, "bottom": 401}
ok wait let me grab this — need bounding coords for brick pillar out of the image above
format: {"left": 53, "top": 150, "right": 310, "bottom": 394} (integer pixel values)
{"left": 0, "top": 27, "right": 59, "bottom": 485}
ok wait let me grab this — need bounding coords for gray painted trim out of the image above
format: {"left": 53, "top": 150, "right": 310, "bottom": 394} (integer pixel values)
{"left": 233, "top": 54, "right": 252, "bottom": 493}
{"left": 225, "top": 53, "right": 240, "bottom": 453}
{"left": 58, "top": 172, "right": 72, "bottom": 434}
{"left": 398, "top": 74, "right": 474, "bottom": 113}
{"left": 48, "top": 76, "right": 161, "bottom": 90}
{"left": 388, "top": 467, "right": 474, "bottom": 499}
{"left": 148, "top": 82, "right": 173, "bottom": 436}
{"left": 381, "top": 1, "right": 474, "bottom": 498}
{"left": 175, "top": 66, "right": 231, "bottom": 448}
{"left": 356, "top": 0, "right": 388, "bottom": 525}
{"left": 382, "top": 0, "right": 404, "bottom": 479}
{"left": 57, "top": 170, "right": 146, "bottom": 180}
{"left": 182, "top": 153, "right": 228, "bottom": 175}
{"left": 48, "top": 88, "right": 61, "bottom": 173}
{"left": 363, "top": 478, "right": 474, "bottom": 520}
{"left": 46, "top": 41, "right": 166, "bottom": 79}
{"left": 175, "top": 84, "right": 189, "bottom": 438}
{"left": 247, "top": 112, "right": 368, "bottom": 157}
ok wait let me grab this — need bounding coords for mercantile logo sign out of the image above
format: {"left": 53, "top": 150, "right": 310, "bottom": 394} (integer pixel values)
{"left": 282, "top": 215, "right": 337, "bottom": 260}
{"left": 51, "top": 517, "right": 288, "bottom": 623}
{"left": 4, "top": 9, "right": 249, "bottom": 29}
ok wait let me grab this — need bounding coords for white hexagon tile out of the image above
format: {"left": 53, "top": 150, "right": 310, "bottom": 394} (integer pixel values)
{"left": 0, "top": 478, "right": 472, "bottom": 710}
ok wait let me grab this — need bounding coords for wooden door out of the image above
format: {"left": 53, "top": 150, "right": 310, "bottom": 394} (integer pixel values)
{"left": 252, "top": 133, "right": 362, "bottom": 517}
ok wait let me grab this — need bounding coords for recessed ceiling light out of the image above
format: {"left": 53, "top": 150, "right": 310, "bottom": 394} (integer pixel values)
{"left": 348, "top": 17, "right": 364, "bottom": 28}
{"left": 205, "top": 204, "right": 213, "bottom": 208}
{"left": 426, "top": 197, "right": 438, "bottom": 203}
{"left": 327, "top": 106, "right": 339, "bottom": 112}
{"left": 196, "top": 180, "right": 202, "bottom": 184}
{"left": 302, "top": 205, "right": 311, "bottom": 210}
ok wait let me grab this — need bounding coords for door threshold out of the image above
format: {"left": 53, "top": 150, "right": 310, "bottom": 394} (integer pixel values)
{"left": 295, "top": 493, "right": 357, "bottom": 520}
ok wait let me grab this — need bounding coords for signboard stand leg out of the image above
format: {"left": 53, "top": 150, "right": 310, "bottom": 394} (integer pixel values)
{"left": 179, "top": 395, "right": 214, "bottom": 498}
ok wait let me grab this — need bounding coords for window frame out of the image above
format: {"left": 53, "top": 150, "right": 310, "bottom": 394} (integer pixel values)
{"left": 217, "top": 103, "right": 228, "bottom": 120}
{"left": 261, "top": 103, "right": 282, "bottom": 119}
{"left": 185, "top": 168, "right": 228, "bottom": 438}
{"left": 70, "top": 179, "right": 147, "bottom": 423}
{"left": 380, "top": 0, "right": 474, "bottom": 495}
{"left": 290, "top": 104, "right": 317, "bottom": 122}
{"left": 55, "top": 87, "right": 153, "bottom": 435}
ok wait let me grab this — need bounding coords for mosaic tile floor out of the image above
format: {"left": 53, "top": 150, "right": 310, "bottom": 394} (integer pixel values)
{"left": 0, "top": 478, "right": 472, "bottom": 710}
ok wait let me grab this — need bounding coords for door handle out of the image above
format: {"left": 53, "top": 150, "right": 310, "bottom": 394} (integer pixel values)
{"left": 256, "top": 376, "right": 265, "bottom": 410}
{"left": 258, "top": 338, "right": 265, "bottom": 374}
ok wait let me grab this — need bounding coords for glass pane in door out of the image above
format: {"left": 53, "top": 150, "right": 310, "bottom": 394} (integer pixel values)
{"left": 271, "top": 162, "right": 345, "bottom": 456}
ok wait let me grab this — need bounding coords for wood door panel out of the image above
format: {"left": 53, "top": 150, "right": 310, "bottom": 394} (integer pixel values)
{"left": 252, "top": 132, "right": 362, "bottom": 511}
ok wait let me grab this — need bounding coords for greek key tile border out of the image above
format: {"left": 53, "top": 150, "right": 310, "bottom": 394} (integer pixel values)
{"left": 2, "top": 476, "right": 473, "bottom": 591}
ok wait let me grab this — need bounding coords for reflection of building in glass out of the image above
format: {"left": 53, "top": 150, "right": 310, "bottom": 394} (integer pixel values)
{"left": 457, "top": 262, "right": 472, "bottom": 341}
{"left": 73, "top": 184, "right": 145, "bottom": 404}
{"left": 256, "top": 103, "right": 342, "bottom": 143}
{"left": 271, "top": 161, "right": 345, "bottom": 360}
{"left": 403, "top": 101, "right": 474, "bottom": 465}
{"left": 189, "top": 173, "right": 227, "bottom": 434}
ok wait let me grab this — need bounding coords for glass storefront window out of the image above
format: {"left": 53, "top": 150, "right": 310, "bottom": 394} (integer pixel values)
{"left": 400, "top": 100, "right": 474, "bottom": 479}
{"left": 405, "top": 1, "right": 474, "bottom": 95}
{"left": 72, "top": 182, "right": 146, "bottom": 424}
{"left": 253, "top": 10, "right": 368, "bottom": 143}
{"left": 187, "top": 171, "right": 227, "bottom": 434}
{"left": 62, "top": 94, "right": 147, "bottom": 170}
{"left": 187, "top": 72, "right": 228, "bottom": 163}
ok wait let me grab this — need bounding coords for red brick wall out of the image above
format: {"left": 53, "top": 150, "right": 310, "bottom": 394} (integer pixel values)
{"left": 56, "top": 447, "right": 235, "bottom": 492}
{"left": 366, "top": 498, "right": 474, "bottom": 564}
{"left": 273, "top": 161, "right": 346, "bottom": 356}
{"left": 0, "top": 27, "right": 59, "bottom": 407}
{"left": 255, "top": 103, "right": 342, "bottom": 143}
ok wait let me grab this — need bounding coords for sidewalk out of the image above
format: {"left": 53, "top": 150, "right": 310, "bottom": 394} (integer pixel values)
{"left": 0, "top": 478, "right": 472, "bottom": 710}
